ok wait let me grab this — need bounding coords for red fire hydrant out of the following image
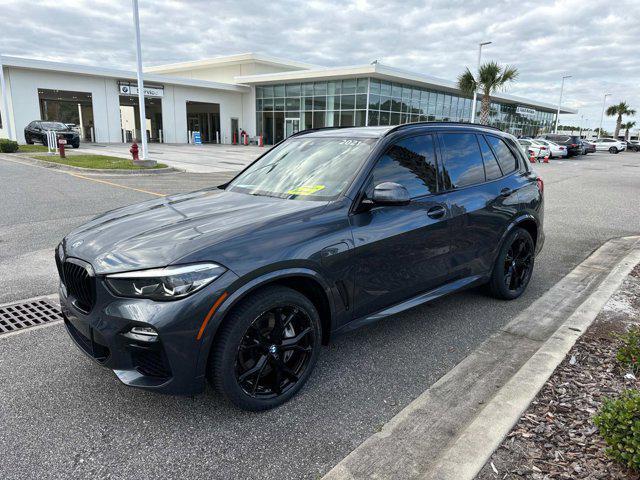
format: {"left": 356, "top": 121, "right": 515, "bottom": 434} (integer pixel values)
{"left": 58, "top": 137, "right": 66, "bottom": 158}
{"left": 130, "top": 142, "right": 139, "bottom": 161}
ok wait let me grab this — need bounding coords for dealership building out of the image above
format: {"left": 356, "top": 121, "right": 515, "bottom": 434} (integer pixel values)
{"left": 0, "top": 53, "right": 575, "bottom": 145}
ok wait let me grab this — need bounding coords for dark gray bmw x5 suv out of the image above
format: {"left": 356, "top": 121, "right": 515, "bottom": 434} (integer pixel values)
{"left": 57, "top": 122, "right": 544, "bottom": 411}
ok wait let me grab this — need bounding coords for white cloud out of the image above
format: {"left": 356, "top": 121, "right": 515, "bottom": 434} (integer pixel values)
{"left": 1, "top": 0, "right": 639, "bottom": 131}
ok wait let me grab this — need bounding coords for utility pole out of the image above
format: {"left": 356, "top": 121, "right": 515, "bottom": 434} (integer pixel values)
{"left": 598, "top": 93, "right": 611, "bottom": 139}
{"left": 470, "top": 41, "right": 491, "bottom": 124}
{"left": 0, "top": 54, "right": 13, "bottom": 140}
{"left": 132, "top": 0, "right": 149, "bottom": 161}
{"left": 554, "top": 75, "right": 571, "bottom": 133}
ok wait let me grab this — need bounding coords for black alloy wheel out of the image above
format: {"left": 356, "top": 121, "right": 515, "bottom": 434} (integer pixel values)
{"left": 609, "top": 147, "right": 618, "bottom": 154}
{"left": 209, "top": 285, "right": 321, "bottom": 411}
{"left": 236, "top": 304, "right": 314, "bottom": 399}
{"left": 488, "top": 227, "right": 535, "bottom": 300}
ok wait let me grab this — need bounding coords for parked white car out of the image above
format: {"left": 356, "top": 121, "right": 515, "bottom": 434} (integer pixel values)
{"left": 534, "top": 139, "right": 568, "bottom": 158}
{"left": 518, "top": 139, "right": 549, "bottom": 159}
{"left": 592, "top": 138, "right": 626, "bottom": 154}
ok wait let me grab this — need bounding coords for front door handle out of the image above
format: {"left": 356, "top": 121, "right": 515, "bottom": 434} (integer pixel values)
{"left": 500, "top": 187, "right": 513, "bottom": 197}
{"left": 426, "top": 205, "right": 446, "bottom": 219}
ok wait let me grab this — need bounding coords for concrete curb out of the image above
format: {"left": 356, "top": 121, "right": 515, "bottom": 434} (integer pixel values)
{"left": 8, "top": 153, "right": 177, "bottom": 175}
{"left": 322, "top": 235, "right": 640, "bottom": 480}
{"left": 426, "top": 242, "right": 640, "bottom": 479}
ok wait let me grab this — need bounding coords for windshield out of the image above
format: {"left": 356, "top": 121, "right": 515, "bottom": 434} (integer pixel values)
{"left": 40, "top": 122, "right": 69, "bottom": 130}
{"left": 226, "top": 137, "right": 376, "bottom": 200}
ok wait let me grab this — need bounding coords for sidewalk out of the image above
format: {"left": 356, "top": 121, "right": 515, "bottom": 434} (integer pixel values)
{"left": 78, "top": 143, "right": 263, "bottom": 173}
{"left": 323, "top": 236, "right": 640, "bottom": 480}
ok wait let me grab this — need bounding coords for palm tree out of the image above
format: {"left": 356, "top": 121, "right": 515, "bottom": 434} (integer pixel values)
{"left": 606, "top": 101, "right": 636, "bottom": 139}
{"left": 622, "top": 121, "right": 636, "bottom": 141}
{"left": 457, "top": 61, "right": 519, "bottom": 125}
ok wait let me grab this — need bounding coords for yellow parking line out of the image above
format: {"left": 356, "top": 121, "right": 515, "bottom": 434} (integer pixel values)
{"left": 68, "top": 173, "right": 165, "bottom": 197}
{"left": 1, "top": 155, "right": 165, "bottom": 197}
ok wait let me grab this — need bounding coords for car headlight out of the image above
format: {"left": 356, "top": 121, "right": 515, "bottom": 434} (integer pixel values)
{"left": 105, "top": 263, "right": 226, "bottom": 300}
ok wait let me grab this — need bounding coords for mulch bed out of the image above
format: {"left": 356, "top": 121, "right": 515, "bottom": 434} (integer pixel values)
{"left": 476, "top": 270, "right": 640, "bottom": 480}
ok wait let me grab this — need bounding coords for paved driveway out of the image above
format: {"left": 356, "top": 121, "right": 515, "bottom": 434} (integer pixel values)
{"left": 0, "top": 151, "right": 639, "bottom": 479}
{"left": 79, "top": 142, "right": 264, "bottom": 173}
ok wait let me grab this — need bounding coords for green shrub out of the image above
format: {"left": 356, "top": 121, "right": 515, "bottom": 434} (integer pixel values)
{"left": 593, "top": 389, "right": 640, "bottom": 471}
{"left": 0, "top": 138, "right": 19, "bottom": 153}
{"left": 617, "top": 327, "right": 640, "bottom": 374}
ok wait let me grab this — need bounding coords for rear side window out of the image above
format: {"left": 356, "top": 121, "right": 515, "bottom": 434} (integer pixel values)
{"left": 486, "top": 136, "right": 518, "bottom": 174}
{"left": 369, "top": 134, "right": 438, "bottom": 198}
{"left": 478, "top": 135, "right": 502, "bottom": 180}
{"left": 440, "top": 133, "right": 486, "bottom": 189}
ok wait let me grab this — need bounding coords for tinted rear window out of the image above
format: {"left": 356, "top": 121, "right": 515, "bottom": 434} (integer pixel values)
{"left": 478, "top": 135, "right": 502, "bottom": 180}
{"left": 440, "top": 133, "right": 486, "bottom": 188}
{"left": 486, "top": 136, "right": 518, "bottom": 174}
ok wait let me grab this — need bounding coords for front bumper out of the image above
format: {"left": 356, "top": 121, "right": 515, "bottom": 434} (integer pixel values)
{"left": 59, "top": 267, "right": 238, "bottom": 395}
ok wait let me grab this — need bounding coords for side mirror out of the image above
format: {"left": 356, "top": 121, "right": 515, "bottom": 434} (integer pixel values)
{"left": 371, "top": 182, "right": 410, "bottom": 206}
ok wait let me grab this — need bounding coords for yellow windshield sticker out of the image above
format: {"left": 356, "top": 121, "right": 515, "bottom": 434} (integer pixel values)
{"left": 286, "top": 185, "right": 326, "bottom": 195}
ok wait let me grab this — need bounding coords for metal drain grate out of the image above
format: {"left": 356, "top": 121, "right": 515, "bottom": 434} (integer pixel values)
{"left": 0, "top": 299, "right": 63, "bottom": 335}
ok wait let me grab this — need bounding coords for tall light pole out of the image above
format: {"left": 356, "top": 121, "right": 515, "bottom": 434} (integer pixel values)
{"left": 554, "top": 75, "right": 571, "bottom": 133}
{"left": 0, "top": 55, "right": 13, "bottom": 140}
{"left": 598, "top": 93, "right": 611, "bottom": 139}
{"left": 132, "top": 0, "right": 148, "bottom": 161}
{"left": 470, "top": 41, "right": 491, "bottom": 124}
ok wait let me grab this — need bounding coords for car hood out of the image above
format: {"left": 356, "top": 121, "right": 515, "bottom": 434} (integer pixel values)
{"left": 63, "top": 189, "right": 328, "bottom": 274}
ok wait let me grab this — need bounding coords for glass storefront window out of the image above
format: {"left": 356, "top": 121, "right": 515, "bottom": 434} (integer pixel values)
{"left": 286, "top": 83, "right": 301, "bottom": 97}
{"left": 341, "top": 95, "right": 356, "bottom": 110}
{"left": 342, "top": 79, "right": 356, "bottom": 95}
{"left": 255, "top": 78, "right": 557, "bottom": 143}
{"left": 303, "top": 83, "right": 314, "bottom": 96}
{"left": 314, "top": 82, "right": 327, "bottom": 95}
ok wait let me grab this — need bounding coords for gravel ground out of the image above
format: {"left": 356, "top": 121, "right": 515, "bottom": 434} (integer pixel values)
{"left": 477, "top": 264, "right": 640, "bottom": 480}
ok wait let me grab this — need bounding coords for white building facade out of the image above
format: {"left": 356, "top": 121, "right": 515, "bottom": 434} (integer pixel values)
{"left": 0, "top": 53, "right": 575, "bottom": 145}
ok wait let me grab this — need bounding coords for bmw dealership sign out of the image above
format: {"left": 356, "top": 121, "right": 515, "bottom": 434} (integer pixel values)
{"left": 119, "top": 83, "right": 164, "bottom": 97}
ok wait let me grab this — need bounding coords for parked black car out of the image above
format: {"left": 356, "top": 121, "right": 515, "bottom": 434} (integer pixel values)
{"left": 57, "top": 123, "right": 544, "bottom": 411}
{"left": 24, "top": 121, "right": 80, "bottom": 148}
{"left": 627, "top": 140, "right": 640, "bottom": 152}
{"left": 538, "top": 133, "right": 582, "bottom": 157}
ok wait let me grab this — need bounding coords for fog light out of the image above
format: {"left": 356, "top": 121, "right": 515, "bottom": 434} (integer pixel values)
{"left": 125, "top": 326, "right": 158, "bottom": 342}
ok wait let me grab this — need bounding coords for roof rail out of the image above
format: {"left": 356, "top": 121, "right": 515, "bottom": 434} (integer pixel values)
{"left": 287, "top": 121, "right": 504, "bottom": 140}
{"left": 384, "top": 121, "right": 503, "bottom": 137}
{"left": 288, "top": 125, "right": 350, "bottom": 138}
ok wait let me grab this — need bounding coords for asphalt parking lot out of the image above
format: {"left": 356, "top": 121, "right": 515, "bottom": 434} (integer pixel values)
{"left": 0, "top": 151, "right": 639, "bottom": 479}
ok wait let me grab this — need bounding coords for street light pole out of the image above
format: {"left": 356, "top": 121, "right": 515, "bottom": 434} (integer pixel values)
{"left": 554, "top": 75, "right": 571, "bottom": 133}
{"left": 598, "top": 93, "right": 611, "bottom": 139}
{"left": 470, "top": 41, "right": 491, "bottom": 124}
{"left": 132, "top": 0, "right": 148, "bottom": 161}
{"left": 0, "top": 54, "right": 14, "bottom": 140}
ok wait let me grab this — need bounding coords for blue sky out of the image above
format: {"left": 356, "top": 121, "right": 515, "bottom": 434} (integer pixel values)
{"left": 1, "top": 0, "right": 639, "bottom": 132}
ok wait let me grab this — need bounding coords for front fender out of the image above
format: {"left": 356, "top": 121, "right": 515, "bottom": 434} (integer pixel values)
{"left": 193, "top": 267, "right": 338, "bottom": 382}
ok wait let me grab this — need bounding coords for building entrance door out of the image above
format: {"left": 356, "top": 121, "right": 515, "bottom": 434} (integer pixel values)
{"left": 285, "top": 118, "right": 300, "bottom": 138}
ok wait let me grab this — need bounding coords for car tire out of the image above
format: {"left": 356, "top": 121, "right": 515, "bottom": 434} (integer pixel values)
{"left": 25, "top": 135, "right": 34, "bottom": 145}
{"left": 488, "top": 227, "right": 535, "bottom": 300}
{"left": 72, "top": 143, "right": 80, "bottom": 149}
{"left": 208, "top": 285, "right": 321, "bottom": 411}
{"left": 609, "top": 147, "right": 618, "bottom": 154}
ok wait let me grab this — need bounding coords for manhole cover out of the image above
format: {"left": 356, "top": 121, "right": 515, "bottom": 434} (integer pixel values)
{"left": 0, "top": 299, "right": 63, "bottom": 335}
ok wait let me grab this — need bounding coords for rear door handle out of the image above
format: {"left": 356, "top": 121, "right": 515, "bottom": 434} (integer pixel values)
{"left": 426, "top": 205, "right": 446, "bottom": 219}
{"left": 500, "top": 188, "right": 513, "bottom": 197}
